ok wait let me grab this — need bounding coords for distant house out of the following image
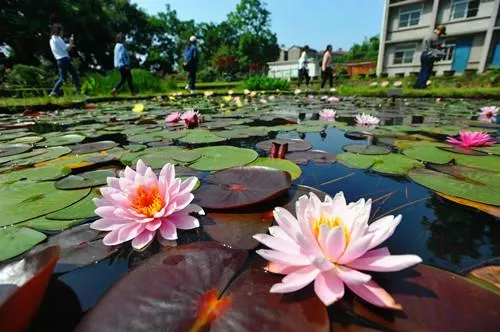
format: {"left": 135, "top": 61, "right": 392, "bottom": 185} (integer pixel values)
{"left": 267, "top": 46, "right": 350, "bottom": 79}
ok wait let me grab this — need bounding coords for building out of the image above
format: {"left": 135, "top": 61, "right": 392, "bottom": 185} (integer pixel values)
{"left": 267, "top": 46, "right": 349, "bottom": 80}
{"left": 377, "top": 0, "right": 500, "bottom": 77}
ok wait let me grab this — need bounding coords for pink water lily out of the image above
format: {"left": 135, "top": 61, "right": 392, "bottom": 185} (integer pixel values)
{"left": 327, "top": 96, "right": 340, "bottom": 103}
{"left": 319, "top": 109, "right": 336, "bottom": 121}
{"left": 356, "top": 113, "right": 380, "bottom": 126}
{"left": 181, "top": 109, "right": 202, "bottom": 128}
{"left": 446, "top": 131, "right": 496, "bottom": 148}
{"left": 253, "top": 192, "right": 422, "bottom": 308}
{"left": 91, "top": 160, "right": 203, "bottom": 250}
{"left": 478, "top": 106, "right": 498, "bottom": 123}
{"left": 166, "top": 112, "right": 181, "bottom": 123}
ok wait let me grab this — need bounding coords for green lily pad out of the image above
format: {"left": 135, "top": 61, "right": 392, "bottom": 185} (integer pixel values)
{"left": 55, "top": 169, "right": 115, "bottom": 189}
{"left": 36, "top": 134, "right": 85, "bottom": 147}
{"left": 128, "top": 130, "right": 187, "bottom": 144}
{"left": 0, "top": 166, "right": 71, "bottom": 184}
{"left": 19, "top": 216, "right": 83, "bottom": 232}
{"left": 124, "top": 144, "right": 147, "bottom": 152}
{"left": 408, "top": 166, "right": 500, "bottom": 206}
{"left": 178, "top": 129, "right": 227, "bottom": 144}
{"left": 0, "top": 144, "right": 32, "bottom": 157}
{"left": 0, "top": 182, "right": 89, "bottom": 226}
{"left": 0, "top": 227, "right": 47, "bottom": 261}
{"left": 337, "top": 152, "right": 423, "bottom": 175}
{"left": 474, "top": 144, "right": 500, "bottom": 156}
{"left": 402, "top": 144, "right": 456, "bottom": 164}
{"left": 8, "top": 147, "right": 72, "bottom": 167}
{"left": 189, "top": 146, "right": 258, "bottom": 171}
{"left": 46, "top": 189, "right": 100, "bottom": 220}
{"left": 248, "top": 157, "right": 302, "bottom": 180}
{"left": 0, "top": 149, "right": 48, "bottom": 165}
{"left": 439, "top": 146, "right": 489, "bottom": 156}
{"left": 9, "top": 136, "right": 44, "bottom": 144}
{"left": 342, "top": 144, "right": 391, "bottom": 155}
{"left": 121, "top": 146, "right": 200, "bottom": 169}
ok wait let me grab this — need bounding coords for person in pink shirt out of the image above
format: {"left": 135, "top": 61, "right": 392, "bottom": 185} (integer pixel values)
{"left": 320, "top": 44, "right": 333, "bottom": 90}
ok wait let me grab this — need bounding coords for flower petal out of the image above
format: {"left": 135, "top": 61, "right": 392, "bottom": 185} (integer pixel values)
{"left": 158, "top": 221, "right": 178, "bottom": 241}
{"left": 169, "top": 214, "right": 199, "bottom": 230}
{"left": 131, "top": 230, "right": 155, "bottom": 250}
{"left": 349, "top": 252, "right": 422, "bottom": 272}
{"left": 335, "top": 265, "right": 371, "bottom": 284}
{"left": 314, "top": 269, "right": 345, "bottom": 306}
{"left": 346, "top": 279, "right": 402, "bottom": 310}
{"left": 253, "top": 233, "right": 301, "bottom": 255}
{"left": 368, "top": 215, "right": 402, "bottom": 250}
{"left": 337, "top": 234, "right": 374, "bottom": 265}
{"left": 256, "top": 249, "right": 310, "bottom": 267}
{"left": 324, "top": 226, "right": 346, "bottom": 262}
{"left": 270, "top": 265, "right": 320, "bottom": 293}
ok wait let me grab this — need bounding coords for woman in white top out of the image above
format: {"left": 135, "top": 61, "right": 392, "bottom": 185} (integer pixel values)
{"left": 297, "top": 45, "right": 310, "bottom": 89}
{"left": 49, "top": 23, "right": 81, "bottom": 97}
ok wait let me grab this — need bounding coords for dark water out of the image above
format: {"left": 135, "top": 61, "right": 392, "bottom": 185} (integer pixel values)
{"left": 24, "top": 99, "right": 500, "bottom": 330}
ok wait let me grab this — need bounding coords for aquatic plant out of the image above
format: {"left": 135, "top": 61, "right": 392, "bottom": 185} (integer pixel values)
{"left": 91, "top": 160, "right": 204, "bottom": 250}
{"left": 253, "top": 192, "right": 422, "bottom": 307}
{"left": 478, "top": 106, "right": 499, "bottom": 123}
{"left": 181, "top": 109, "right": 202, "bottom": 128}
{"left": 319, "top": 109, "right": 336, "bottom": 121}
{"left": 447, "top": 131, "right": 496, "bottom": 148}
{"left": 355, "top": 113, "right": 380, "bottom": 126}
{"left": 165, "top": 112, "right": 181, "bottom": 123}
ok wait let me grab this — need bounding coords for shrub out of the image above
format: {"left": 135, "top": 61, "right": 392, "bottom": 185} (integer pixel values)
{"left": 81, "top": 69, "right": 163, "bottom": 96}
{"left": 3, "top": 64, "right": 54, "bottom": 88}
{"left": 244, "top": 75, "right": 289, "bottom": 90}
{"left": 215, "top": 55, "right": 240, "bottom": 76}
{"left": 197, "top": 67, "right": 218, "bottom": 83}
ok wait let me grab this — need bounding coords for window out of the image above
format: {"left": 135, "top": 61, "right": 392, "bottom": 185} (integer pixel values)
{"left": 398, "top": 5, "right": 422, "bottom": 28}
{"left": 450, "top": 0, "right": 480, "bottom": 20}
{"left": 442, "top": 40, "right": 456, "bottom": 61}
{"left": 393, "top": 45, "right": 416, "bottom": 64}
{"left": 283, "top": 51, "right": 289, "bottom": 61}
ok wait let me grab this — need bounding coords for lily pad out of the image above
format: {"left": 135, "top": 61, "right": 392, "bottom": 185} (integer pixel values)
{"left": 0, "top": 144, "right": 32, "bottom": 158}
{"left": 195, "top": 167, "right": 291, "bottom": 210}
{"left": 342, "top": 144, "right": 391, "bottom": 155}
{"left": 0, "top": 149, "right": 48, "bottom": 165}
{"left": 19, "top": 216, "right": 84, "bottom": 232}
{"left": 0, "top": 227, "right": 47, "bottom": 261}
{"left": 29, "top": 224, "right": 118, "bottom": 274}
{"left": 128, "top": 130, "right": 187, "bottom": 144}
{"left": 189, "top": 146, "right": 258, "bottom": 171}
{"left": 121, "top": 146, "right": 200, "bottom": 169}
{"left": 437, "top": 192, "right": 500, "bottom": 218}
{"left": 408, "top": 166, "right": 500, "bottom": 206}
{"left": 297, "top": 124, "right": 327, "bottom": 133}
{"left": 0, "top": 166, "right": 71, "bottom": 184}
{"left": 286, "top": 150, "right": 336, "bottom": 165}
{"left": 248, "top": 157, "right": 302, "bottom": 180}
{"left": 9, "top": 136, "right": 44, "bottom": 144}
{"left": 55, "top": 170, "right": 115, "bottom": 190}
{"left": 36, "top": 134, "right": 85, "bottom": 147}
{"left": 0, "top": 182, "right": 90, "bottom": 226}
{"left": 70, "top": 141, "right": 118, "bottom": 155}
{"left": 438, "top": 146, "right": 488, "bottom": 156}
{"left": 46, "top": 189, "right": 100, "bottom": 220}
{"left": 76, "top": 242, "right": 329, "bottom": 332}
{"left": 337, "top": 152, "right": 423, "bottom": 175}
{"left": 2, "top": 147, "right": 71, "bottom": 167}
{"left": 178, "top": 129, "right": 227, "bottom": 144}
{"left": 474, "top": 144, "right": 500, "bottom": 156}
{"left": 256, "top": 139, "right": 312, "bottom": 152}
{"left": 0, "top": 246, "right": 60, "bottom": 331}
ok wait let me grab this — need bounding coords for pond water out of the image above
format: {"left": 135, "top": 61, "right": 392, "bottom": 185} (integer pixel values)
{"left": 0, "top": 94, "right": 499, "bottom": 330}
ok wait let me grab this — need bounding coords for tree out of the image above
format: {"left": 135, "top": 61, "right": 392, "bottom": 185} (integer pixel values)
{"left": 335, "top": 35, "right": 380, "bottom": 64}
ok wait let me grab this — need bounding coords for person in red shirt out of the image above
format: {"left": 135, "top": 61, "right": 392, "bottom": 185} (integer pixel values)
{"left": 320, "top": 44, "right": 333, "bottom": 90}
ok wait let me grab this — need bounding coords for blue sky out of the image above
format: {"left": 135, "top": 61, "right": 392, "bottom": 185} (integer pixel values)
{"left": 133, "top": 0, "right": 384, "bottom": 51}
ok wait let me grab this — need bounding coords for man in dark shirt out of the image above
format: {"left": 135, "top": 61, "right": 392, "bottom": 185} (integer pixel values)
{"left": 183, "top": 36, "right": 199, "bottom": 94}
{"left": 414, "top": 25, "right": 446, "bottom": 89}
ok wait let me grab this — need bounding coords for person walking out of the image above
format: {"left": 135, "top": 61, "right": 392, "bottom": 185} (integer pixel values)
{"left": 320, "top": 44, "right": 334, "bottom": 90}
{"left": 111, "top": 33, "right": 135, "bottom": 97}
{"left": 183, "top": 36, "right": 199, "bottom": 94}
{"left": 297, "top": 45, "right": 310, "bottom": 90}
{"left": 414, "top": 25, "right": 447, "bottom": 89}
{"left": 49, "top": 23, "right": 81, "bottom": 97}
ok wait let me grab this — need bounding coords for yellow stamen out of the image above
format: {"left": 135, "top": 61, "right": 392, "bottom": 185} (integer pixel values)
{"left": 132, "top": 185, "right": 164, "bottom": 217}
{"left": 313, "top": 215, "right": 351, "bottom": 245}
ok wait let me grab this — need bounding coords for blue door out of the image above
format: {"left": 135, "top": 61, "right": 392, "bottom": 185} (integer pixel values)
{"left": 491, "top": 38, "right": 500, "bottom": 68}
{"left": 452, "top": 39, "right": 472, "bottom": 73}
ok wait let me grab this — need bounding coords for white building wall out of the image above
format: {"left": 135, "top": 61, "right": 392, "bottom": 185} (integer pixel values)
{"left": 267, "top": 62, "right": 321, "bottom": 80}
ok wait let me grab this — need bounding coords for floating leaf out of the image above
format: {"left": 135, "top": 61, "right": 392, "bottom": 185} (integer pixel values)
{"left": 195, "top": 167, "right": 291, "bottom": 210}
{"left": 76, "top": 242, "right": 329, "bottom": 331}
{"left": 337, "top": 152, "right": 422, "bottom": 175}
{"left": 0, "top": 246, "right": 59, "bottom": 331}
{"left": 4, "top": 147, "right": 71, "bottom": 167}
{"left": 128, "top": 130, "right": 187, "bottom": 144}
{"left": 0, "top": 166, "right": 71, "bottom": 184}
{"left": 338, "top": 264, "right": 500, "bottom": 331}
{"left": 474, "top": 144, "right": 500, "bottom": 156}
{"left": 408, "top": 166, "right": 500, "bottom": 206}
{"left": 342, "top": 144, "right": 391, "bottom": 155}
{"left": 297, "top": 124, "right": 327, "bottom": 133}
{"left": 70, "top": 141, "right": 118, "bottom": 155}
{"left": 439, "top": 146, "right": 488, "bottom": 156}
{"left": 0, "top": 182, "right": 89, "bottom": 226}
{"left": 30, "top": 224, "right": 117, "bottom": 274}
{"left": 121, "top": 146, "right": 200, "bottom": 169}
{"left": 178, "top": 129, "right": 227, "bottom": 144}
{"left": 248, "top": 157, "right": 302, "bottom": 180}
{"left": 0, "top": 144, "right": 32, "bottom": 158}
{"left": 19, "top": 216, "right": 83, "bottom": 232}
{"left": 55, "top": 170, "right": 115, "bottom": 189}
{"left": 0, "top": 227, "right": 47, "bottom": 261}
{"left": 469, "top": 266, "right": 500, "bottom": 291}
{"left": 46, "top": 189, "right": 100, "bottom": 220}
{"left": 286, "top": 150, "right": 336, "bottom": 165}
{"left": 36, "top": 134, "right": 85, "bottom": 147}
{"left": 256, "top": 139, "right": 312, "bottom": 152}
{"left": 437, "top": 192, "right": 500, "bottom": 217}
{"left": 189, "top": 146, "right": 258, "bottom": 171}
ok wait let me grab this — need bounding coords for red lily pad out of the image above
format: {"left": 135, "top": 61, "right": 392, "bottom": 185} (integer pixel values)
{"left": 202, "top": 185, "right": 326, "bottom": 249}
{"left": 338, "top": 264, "right": 500, "bottom": 331}
{"left": 29, "top": 224, "right": 118, "bottom": 274}
{"left": 70, "top": 141, "right": 118, "bottom": 155}
{"left": 344, "top": 131, "right": 372, "bottom": 140}
{"left": 256, "top": 139, "right": 312, "bottom": 152}
{"left": 76, "top": 242, "right": 329, "bottom": 331}
{"left": 286, "top": 150, "right": 336, "bottom": 165}
{"left": 0, "top": 246, "right": 60, "bottom": 332}
{"left": 194, "top": 166, "right": 292, "bottom": 210}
